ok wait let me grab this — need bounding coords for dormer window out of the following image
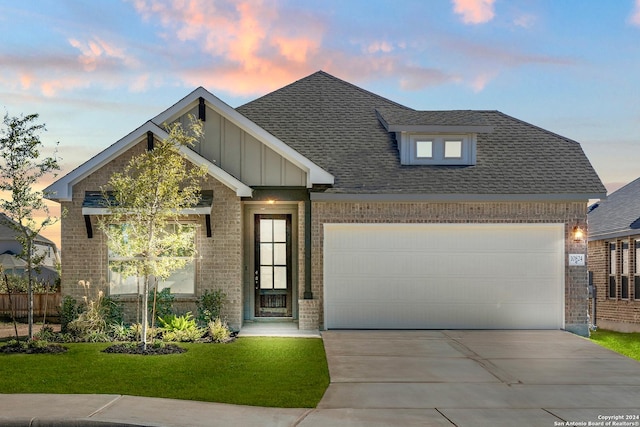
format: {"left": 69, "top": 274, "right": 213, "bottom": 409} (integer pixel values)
{"left": 405, "top": 134, "right": 476, "bottom": 165}
{"left": 374, "top": 107, "right": 493, "bottom": 167}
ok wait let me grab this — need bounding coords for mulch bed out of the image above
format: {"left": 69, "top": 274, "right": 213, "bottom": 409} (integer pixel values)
{"left": 0, "top": 342, "right": 68, "bottom": 354}
{"left": 103, "top": 343, "right": 187, "bottom": 355}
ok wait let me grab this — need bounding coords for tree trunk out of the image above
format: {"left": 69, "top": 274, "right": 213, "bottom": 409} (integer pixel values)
{"left": 141, "top": 274, "right": 150, "bottom": 350}
{"left": 4, "top": 274, "right": 19, "bottom": 342}
{"left": 27, "top": 240, "right": 33, "bottom": 340}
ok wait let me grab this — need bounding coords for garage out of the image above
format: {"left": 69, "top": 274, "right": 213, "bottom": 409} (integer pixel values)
{"left": 323, "top": 223, "right": 565, "bottom": 330}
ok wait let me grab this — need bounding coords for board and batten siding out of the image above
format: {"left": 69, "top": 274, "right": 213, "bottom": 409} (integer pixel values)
{"left": 174, "top": 106, "right": 307, "bottom": 187}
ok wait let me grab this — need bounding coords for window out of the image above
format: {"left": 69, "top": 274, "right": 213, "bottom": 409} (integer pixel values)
{"left": 416, "top": 140, "right": 433, "bottom": 158}
{"left": 609, "top": 242, "right": 616, "bottom": 299}
{"left": 635, "top": 240, "right": 640, "bottom": 300}
{"left": 622, "top": 241, "right": 629, "bottom": 299}
{"left": 108, "top": 224, "right": 196, "bottom": 295}
{"left": 403, "top": 134, "right": 476, "bottom": 165}
{"left": 444, "top": 140, "right": 462, "bottom": 158}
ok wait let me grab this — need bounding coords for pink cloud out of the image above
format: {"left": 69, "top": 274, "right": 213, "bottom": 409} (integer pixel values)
{"left": 127, "top": 0, "right": 328, "bottom": 95}
{"left": 68, "top": 37, "right": 140, "bottom": 72}
{"left": 631, "top": 0, "right": 640, "bottom": 26}
{"left": 452, "top": 0, "right": 496, "bottom": 24}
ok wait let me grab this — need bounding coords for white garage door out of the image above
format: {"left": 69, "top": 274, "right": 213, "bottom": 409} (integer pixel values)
{"left": 324, "top": 223, "right": 564, "bottom": 330}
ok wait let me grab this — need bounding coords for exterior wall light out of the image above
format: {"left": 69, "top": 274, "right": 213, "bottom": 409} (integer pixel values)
{"left": 572, "top": 226, "right": 585, "bottom": 242}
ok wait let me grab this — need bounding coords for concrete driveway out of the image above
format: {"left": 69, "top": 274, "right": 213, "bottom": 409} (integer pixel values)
{"left": 317, "top": 330, "right": 640, "bottom": 427}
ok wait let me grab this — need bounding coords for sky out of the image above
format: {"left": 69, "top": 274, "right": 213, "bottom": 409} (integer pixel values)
{"left": 2, "top": 0, "right": 640, "bottom": 247}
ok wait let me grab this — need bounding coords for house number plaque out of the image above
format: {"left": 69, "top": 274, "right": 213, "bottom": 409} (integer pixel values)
{"left": 568, "top": 254, "right": 585, "bottom": 266}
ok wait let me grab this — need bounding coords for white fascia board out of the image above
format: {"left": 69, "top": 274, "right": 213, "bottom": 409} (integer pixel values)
{"left": 45, "top": 122, "right": 167, "bottom": 202}
{"left": 153, "top": 87, "right": 334, "bottom": 187}
{"left": 45, "top": 118, "right": 252, "bottom": 202}
{"left": 177, "top": 146, "right": 253, "bottom": 197}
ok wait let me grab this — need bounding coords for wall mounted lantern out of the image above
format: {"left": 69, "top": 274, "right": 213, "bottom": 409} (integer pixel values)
{"left": 572, "top": 226, "right": 585, "bottom": 243}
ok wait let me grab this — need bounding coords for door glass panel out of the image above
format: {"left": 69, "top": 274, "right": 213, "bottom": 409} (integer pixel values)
{"left": 260, "top": 266, "right": 272, "bottom": 289}
{"left": 273, "top": 243, "right": 286, "bottom": 265}
{"left": 274, "top": 267, "right": 287, "bottom": 289}
{"left": 260, "top": 219, "right": 272, "bottom": 242}
{"left": 273, "top": 219, "right": 286, "bottom": 242}
{"left": 260, "top": 243, "right": 272, "bottom": 265}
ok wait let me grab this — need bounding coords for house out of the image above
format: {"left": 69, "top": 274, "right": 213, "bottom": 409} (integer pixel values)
{"left": 0, "top": 212, "right": 60, "bottom": 283}
{"left": 45, "top": 71, "right": 605, "bottom": 336}
{"left": 587, "top": 177, "right": 640, "bottom": 332}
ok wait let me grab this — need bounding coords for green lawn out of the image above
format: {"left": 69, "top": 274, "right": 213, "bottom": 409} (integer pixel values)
{"left": 590, "top": 329, "right": 640, "bottom": 362}
{"left": 0, "top": 337, "right": 329, "bottom": 408}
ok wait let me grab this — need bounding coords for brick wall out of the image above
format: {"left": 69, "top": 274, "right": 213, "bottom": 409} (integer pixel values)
{"left": 588, "top": 236, "right": 640, "bottom": 332}
{"left": 310, "top": 200, "right": 589, "bottom": 335}
{"left": 60, "top": 140, "right": 244, "bottom": 330}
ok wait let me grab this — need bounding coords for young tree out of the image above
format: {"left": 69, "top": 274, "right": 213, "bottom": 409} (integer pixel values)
{"left": 98, "top": 118, "right": 206, "bottom": 349}
{"left": 0, "top": 113, "right": 61, "bottom": 339}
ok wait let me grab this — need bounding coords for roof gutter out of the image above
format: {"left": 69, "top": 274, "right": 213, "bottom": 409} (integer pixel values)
{"left": 310, "top": 192, "right": 607, "bottom": 202}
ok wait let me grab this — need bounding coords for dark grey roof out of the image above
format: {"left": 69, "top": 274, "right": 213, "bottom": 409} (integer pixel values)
{"left": 0, "top": 213, "right": 56, "bottom": 246}
{"left": 375, "top": 107, "right": 494, "bottom": 133}
{"left": 588, "top": 177, "right": 640, "bottom": 240}
{"left": 237, "top": 71, "right": 605, "bottom": 197}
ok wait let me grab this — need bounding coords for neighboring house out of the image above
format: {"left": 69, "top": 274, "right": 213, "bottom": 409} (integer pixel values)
{"left": 0, "top": 212, "right": 60, "bottom": 283}
{"left": 45, "top": 71, "right": 605, "bottom": 336}
{"left": 587, "top": 177, "right": 640, "bottom": 332}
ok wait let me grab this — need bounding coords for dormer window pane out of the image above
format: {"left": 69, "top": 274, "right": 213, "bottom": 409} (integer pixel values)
{"left": 416, "top": 140, "right": 433, "bottom": 158}
{"left": 444, "top": 140, "right": 462, "bottom": 158}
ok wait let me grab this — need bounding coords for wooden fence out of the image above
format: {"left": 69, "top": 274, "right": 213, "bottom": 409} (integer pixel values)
{"left": 0, "top": 293, "right": 61, "bottom": 318}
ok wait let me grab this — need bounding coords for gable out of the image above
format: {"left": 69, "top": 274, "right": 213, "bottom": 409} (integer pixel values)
{"left": 45, "top": 122, "right": 253, "bottom": 201}
{"left": 153, "top": 87, "right": 333, "bottom": 188}
{"left": 588, "top": 177, "right": 640, "bottom": 240}
{"left": 172, "top": 104, "right": 307, "bottom": 187}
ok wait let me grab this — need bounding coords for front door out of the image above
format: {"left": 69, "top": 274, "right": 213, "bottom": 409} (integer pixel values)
{"left": 255, "top": 214, "right": 292, "bottom": 317}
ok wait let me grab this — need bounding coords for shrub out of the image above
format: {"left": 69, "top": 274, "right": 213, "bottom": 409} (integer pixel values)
{"left": 196, "top": 289, "right": 226, "bottom": 325}
{"left": 158, "top": 312, "right": 203, "bottom": 342}
{"left": 109, "top": 323, "right": 131, "bottom": 341}
{"left": 158, "top": 312, "right": 197, "bottom": 331}
{"left": 59, "top": 296, "right": 81, "bottom": 333}
{"left": 34, "top": 325, "right": 57, "bottom": 342}
{"left": 0, "top": 274, "right": 58, "bottom": 293}
{"left": 208, "top": 318, "right": 231, "bottom": 343}
{"left": 67, "top": 283, "right": 108, "bottom": 341}
{"left": 128, "top": 323, "right": 157, "bottom": 342}
{"left": 162, "top": 328, "right": 203, "bottom": 342}
{"left": 84, "top": 331, "right": 111, "bottom": 343}
{"left": 100, "top": 295, "right": 124, "bottom": 325}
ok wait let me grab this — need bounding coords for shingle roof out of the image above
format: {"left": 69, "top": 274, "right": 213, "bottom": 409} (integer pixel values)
{"left": 82, "top": 190, "right": 214, "bottom": 209}
{"left": 588, "top": 177, "right": 640, "bottom": 240}
{"left": 375, "top": 107, "right": 493, "bottom": 132}
{"left": 237, "top": 71, "right": 605, "bottom": 197}
{"left": 0, "top": 213, "right": 56, "bottom": 246}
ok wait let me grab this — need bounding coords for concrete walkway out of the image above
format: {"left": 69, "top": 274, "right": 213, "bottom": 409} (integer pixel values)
{"left": 1, "top": 330, "right": 640, "bottom": 426}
